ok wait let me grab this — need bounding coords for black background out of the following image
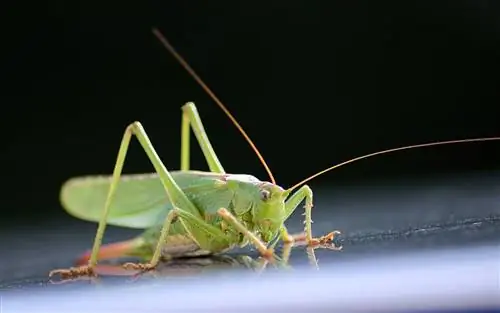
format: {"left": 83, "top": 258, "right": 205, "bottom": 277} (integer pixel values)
{"left": 2, "top": 0, "right": 500, "bottom": 228}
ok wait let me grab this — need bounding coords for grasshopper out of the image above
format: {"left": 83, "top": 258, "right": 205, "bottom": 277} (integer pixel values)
{"left": 48, "top": 28, "right": 500, "bottom": 281}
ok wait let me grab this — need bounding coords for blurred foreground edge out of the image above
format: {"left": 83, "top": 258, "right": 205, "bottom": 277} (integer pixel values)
{"left": 3, "top": 243, "right": 500, "bottom": 313}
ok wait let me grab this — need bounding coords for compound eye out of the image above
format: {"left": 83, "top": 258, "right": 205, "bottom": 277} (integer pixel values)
{"left": 260, "top": 189, "right": 271, "bottom": 201}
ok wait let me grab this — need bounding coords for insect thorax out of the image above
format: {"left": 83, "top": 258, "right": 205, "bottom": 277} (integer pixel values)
{"left": 224, "top": 175, "right": 288, "bottom": 243}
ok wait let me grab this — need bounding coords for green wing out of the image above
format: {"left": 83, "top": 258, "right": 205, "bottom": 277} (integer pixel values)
{"left": 60, "top": 171, "right": 234, "bottom": 229}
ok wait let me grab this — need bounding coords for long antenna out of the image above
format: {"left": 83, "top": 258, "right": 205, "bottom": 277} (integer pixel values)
{"left": 152, "top": 27, "right": 276, "bottom": 184}
{"left": 287, "top": 137, "right": 500, "bottom": 193}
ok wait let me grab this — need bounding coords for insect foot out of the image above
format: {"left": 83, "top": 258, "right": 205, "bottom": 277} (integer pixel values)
{"left": 122, "top": 262, "right": 156, "bottom": 272}
{"left": 308, "top": 231, "right": 343, "bottom": 250}
{"left": 48, "top": 265, "right": 96, "bottom": 282}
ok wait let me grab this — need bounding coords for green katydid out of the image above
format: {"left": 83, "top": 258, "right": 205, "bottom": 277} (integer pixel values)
{"left": 48, "top": 27, "right": 500, "bottom": 281}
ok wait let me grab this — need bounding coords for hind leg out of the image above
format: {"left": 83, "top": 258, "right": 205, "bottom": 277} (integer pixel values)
{"left": 49, "top": 122, "right": 204, "bottom": 281}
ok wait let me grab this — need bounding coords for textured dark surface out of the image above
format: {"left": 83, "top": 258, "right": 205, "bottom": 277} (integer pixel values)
{"left": 0, "top": 171, "right": 499, "bottom": 312}
{"left": 3, "top": 245, "right": 499, "bottom": 312}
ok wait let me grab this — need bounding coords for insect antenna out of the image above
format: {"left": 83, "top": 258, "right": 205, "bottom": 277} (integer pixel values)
{"left": 286, "top": 137, "right": 500, "bottom": 193}
{"left": 152, "top": 27, "right": 276, "bottom": 184}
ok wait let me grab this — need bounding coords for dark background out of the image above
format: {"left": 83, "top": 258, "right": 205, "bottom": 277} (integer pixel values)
{"left": 2, "top": 1, "right": 500, "bottom": 234}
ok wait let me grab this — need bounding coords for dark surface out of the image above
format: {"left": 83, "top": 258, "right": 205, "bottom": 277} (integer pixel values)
{"left": 0, "top": 171, "right": 499, "bottom": 311}
{"left": 3, "top": 245, "right": 499, "bottom": 312}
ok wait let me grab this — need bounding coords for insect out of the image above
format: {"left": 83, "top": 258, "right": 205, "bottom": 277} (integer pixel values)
{"left": 48, "top": 28, "right": 500, "bottom": 281}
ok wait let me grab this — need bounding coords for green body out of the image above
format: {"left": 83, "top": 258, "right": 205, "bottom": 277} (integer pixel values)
{"left": 55, "top": 101, "right": 317, "bottom": 274}
{"left": 49, "top": 32, "right": 325, "bottom": 279}
{"left": 61, "top": 170, "right": 288, "bottom": 259}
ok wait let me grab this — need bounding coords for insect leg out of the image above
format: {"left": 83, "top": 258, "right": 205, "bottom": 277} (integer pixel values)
{"left": 217, "top": 208, "right": 274, "bottom": 258}
{"left": 279, "top": 225, "right": 295, "bottom": 243}
{"left": 180, "top": 102, "right": 225, "bottom": 173}
{"left": 123, "top": 209, "right": 178, "bottom": 271}
{"left": 124, "top": 208, "right": 229, "bottom": 270}
{"left": 49, "top": 122, "right": 202, "bottom": 280}
{"left": 180, "top": 102, "right": 190, "bottom": 171}
{"left": 283, "top": 185, "right": 341, "bottom": 246}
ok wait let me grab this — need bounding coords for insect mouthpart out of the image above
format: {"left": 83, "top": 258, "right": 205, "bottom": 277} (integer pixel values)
{"left": 258, "top": 219, "right": 279, "bottom": 242}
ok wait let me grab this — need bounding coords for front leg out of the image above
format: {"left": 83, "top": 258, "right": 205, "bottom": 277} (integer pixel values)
{"left": 279, "top": 225, "right": 296, "bottom": 243}
{"left": 283, "top": 185, "right": 341, "bottom": 246}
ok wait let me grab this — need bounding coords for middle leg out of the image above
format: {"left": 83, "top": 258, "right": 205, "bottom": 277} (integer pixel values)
{"left": 124, "top": 207, "right": 229, "bottom": 271}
